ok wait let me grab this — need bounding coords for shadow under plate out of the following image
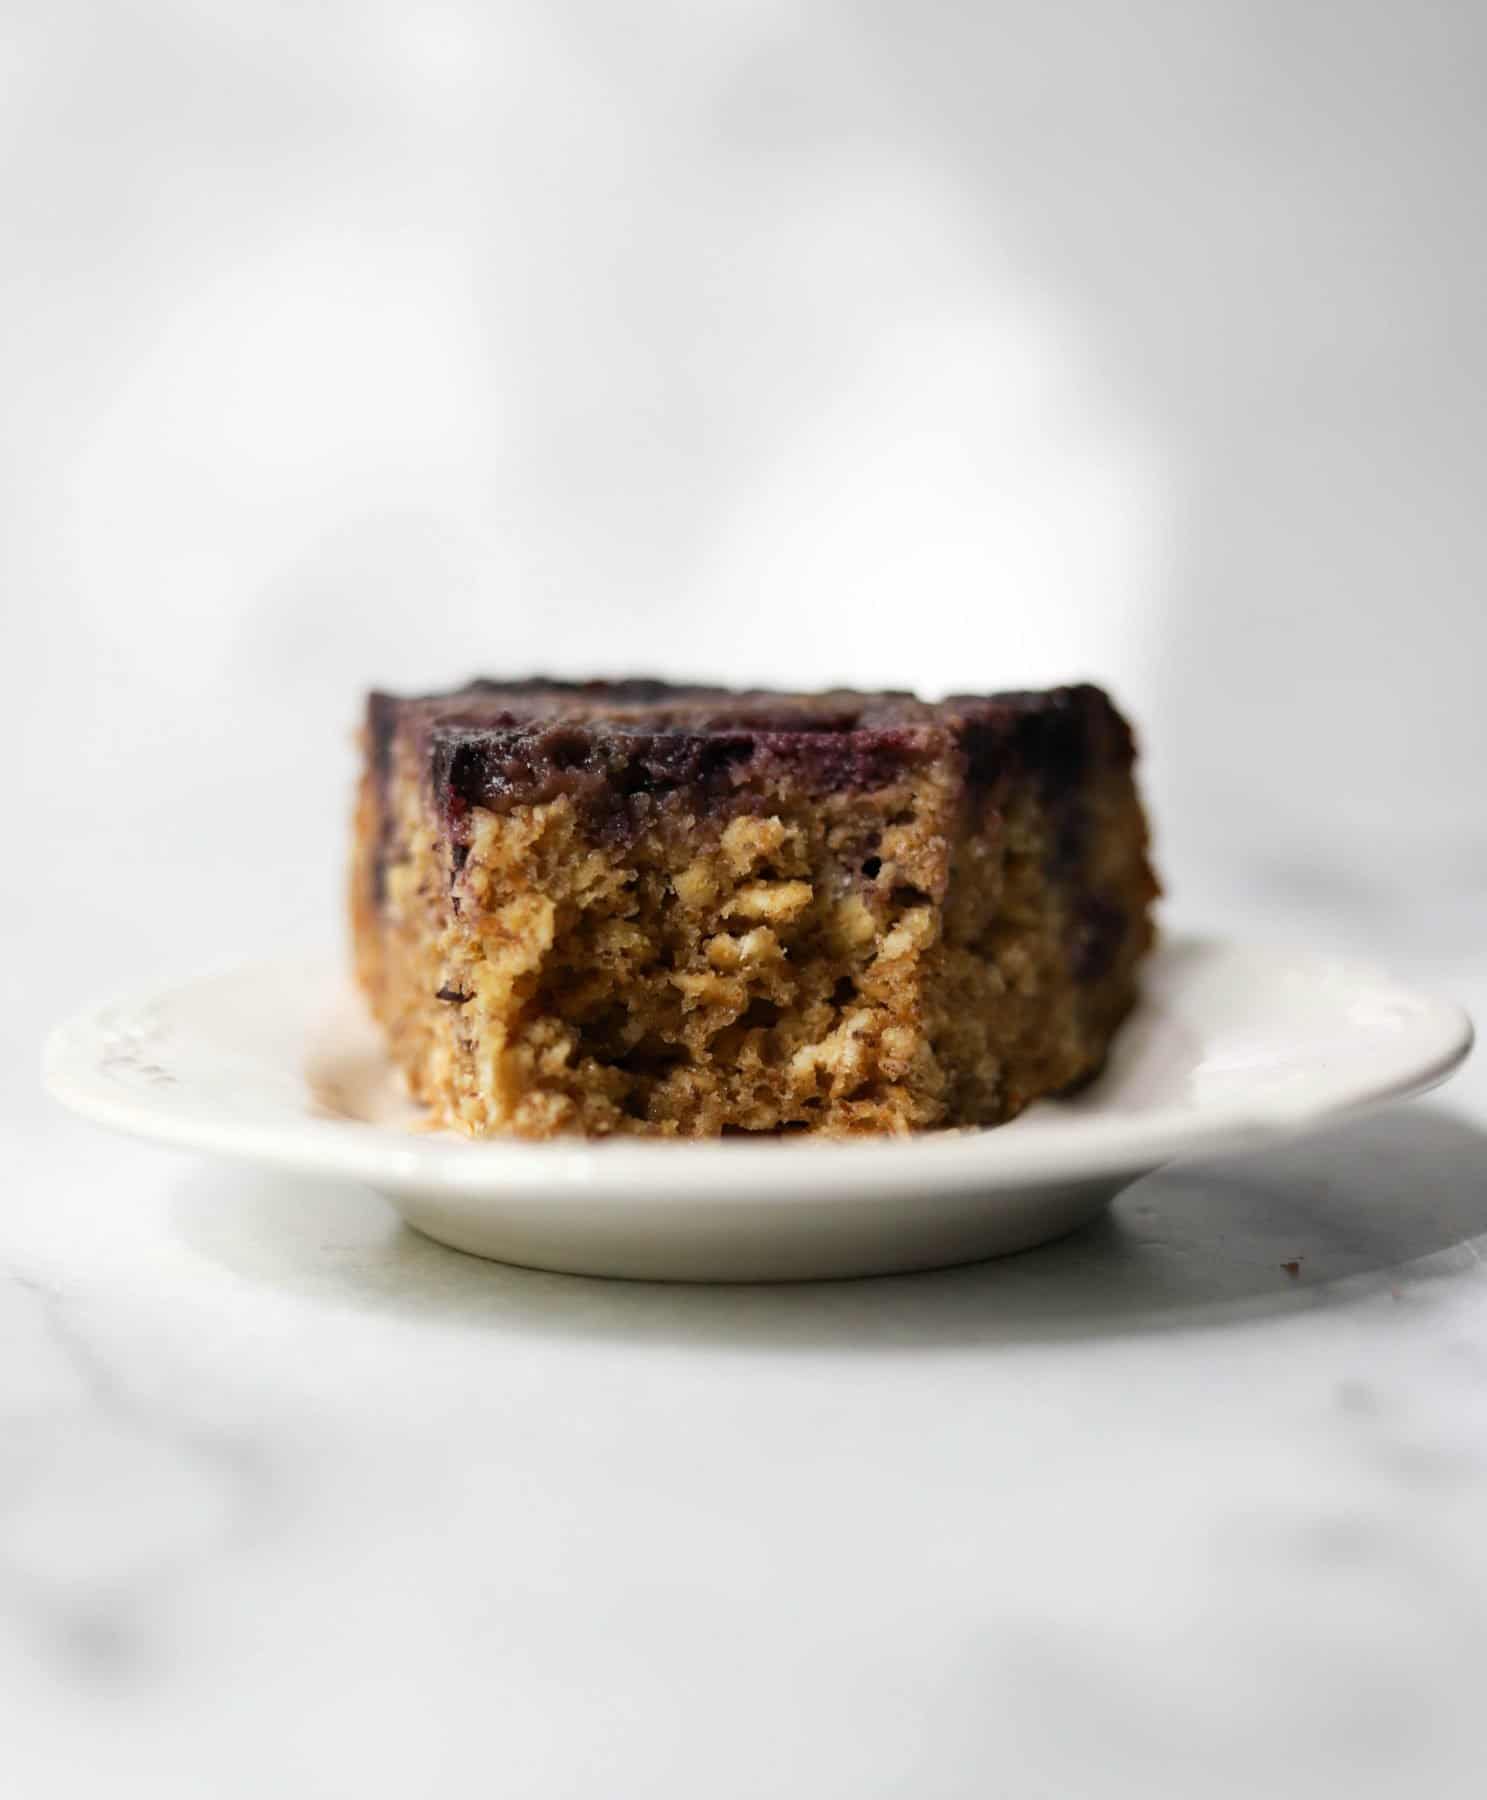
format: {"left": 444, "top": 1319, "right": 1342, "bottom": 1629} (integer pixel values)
{"left": 169, "top": 1103, "right": 1487, "bottom": 1352}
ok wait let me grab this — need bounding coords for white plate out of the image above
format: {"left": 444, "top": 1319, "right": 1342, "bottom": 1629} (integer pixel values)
{"left": 43, "top": 936, "right": 1472, "bottom": 1282}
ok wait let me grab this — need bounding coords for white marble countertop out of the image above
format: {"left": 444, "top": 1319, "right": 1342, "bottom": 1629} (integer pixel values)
{"left": 6, "top": 908, "right": 1487, "bottom": 1800}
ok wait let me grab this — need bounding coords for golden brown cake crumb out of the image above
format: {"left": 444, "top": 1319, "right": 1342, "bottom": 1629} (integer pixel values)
{"left": 350, "top": 679, "right": 1158, "bottom": 1138}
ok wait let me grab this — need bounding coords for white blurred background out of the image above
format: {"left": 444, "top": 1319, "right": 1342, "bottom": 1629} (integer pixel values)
{"left": 3, "top": 0, "right": 1485, "bottom": 1008}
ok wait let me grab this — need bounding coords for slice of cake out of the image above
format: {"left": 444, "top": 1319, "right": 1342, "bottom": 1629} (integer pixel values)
{"left": 350, "top": 678, "right": 1158, "bottom": 1138}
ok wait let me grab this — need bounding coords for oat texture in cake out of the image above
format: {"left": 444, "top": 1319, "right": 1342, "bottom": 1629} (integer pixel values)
{"left": 350, "top": 678, "right": 1158, "bottom": 1138}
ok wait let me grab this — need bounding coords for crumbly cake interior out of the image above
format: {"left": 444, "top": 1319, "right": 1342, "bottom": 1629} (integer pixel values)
{"left": 350, "top": 682, "right": 1157, "bottom": 1139}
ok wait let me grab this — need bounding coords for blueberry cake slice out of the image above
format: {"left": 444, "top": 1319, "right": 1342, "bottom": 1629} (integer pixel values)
{"left": 350, "top": 679, "right": 1158, "bottom": 1138}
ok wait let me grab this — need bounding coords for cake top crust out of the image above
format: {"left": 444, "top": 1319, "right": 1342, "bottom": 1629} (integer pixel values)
{"left": 371, "top": 676, "right": 1116, "bottom": 741}
{"left": 367, "top": 677, "right": 1129, "bottom": 844}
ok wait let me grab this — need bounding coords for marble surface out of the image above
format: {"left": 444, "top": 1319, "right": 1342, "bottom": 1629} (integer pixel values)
{"left": 6, "top": 924, "right": 1487, "bottom": 1799}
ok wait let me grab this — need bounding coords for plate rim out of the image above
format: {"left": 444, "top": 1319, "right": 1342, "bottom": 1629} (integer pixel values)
{"left": 41, "top": 933, "right": 1475, "bottom": 1199}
